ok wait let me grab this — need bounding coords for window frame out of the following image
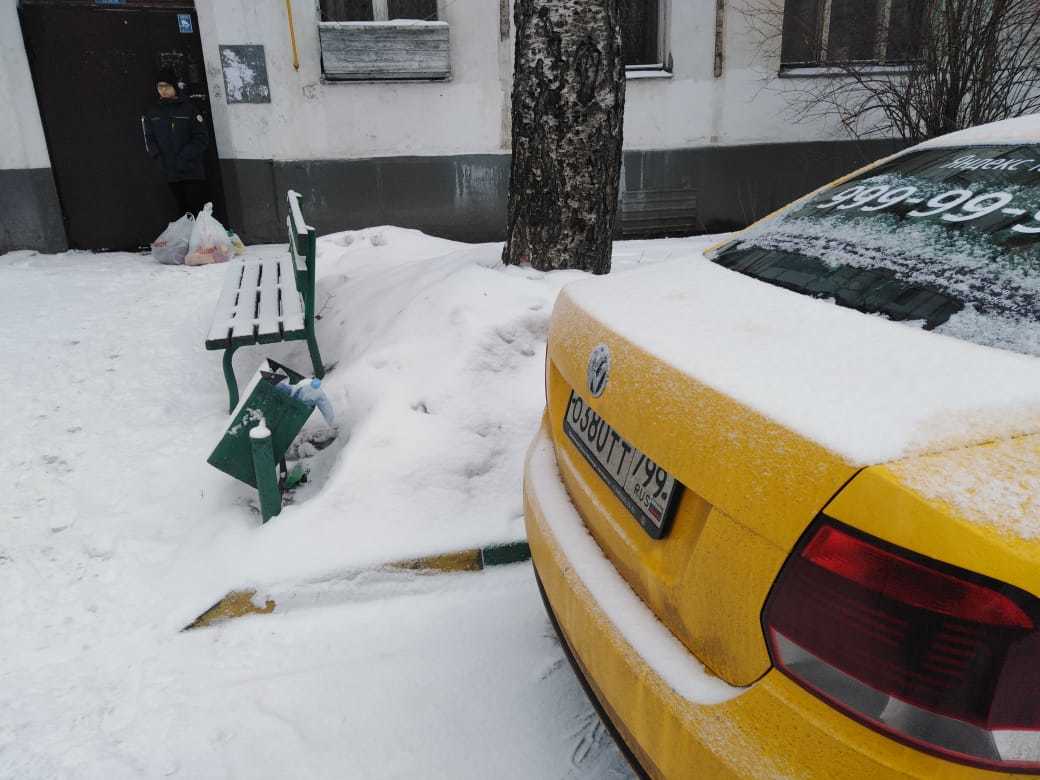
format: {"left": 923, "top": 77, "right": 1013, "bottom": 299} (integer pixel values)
{"left": 780, "top": 0, "right": 923, "bottom": 71}
{"left": 320, "top": 0, "right": 440, "bottom": 23}
{"left": 625, "top": 1, "right": 671, "bottom": 75}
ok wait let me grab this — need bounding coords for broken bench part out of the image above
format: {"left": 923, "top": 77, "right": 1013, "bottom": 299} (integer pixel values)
{"left": 207, "top": 359, "right": 313, "bottom": 522}
{"left": 250, "top": 420, "right": 281, "bottom": 522}
{"left": 205, "top": 189, "right": 325, "bottom": 412}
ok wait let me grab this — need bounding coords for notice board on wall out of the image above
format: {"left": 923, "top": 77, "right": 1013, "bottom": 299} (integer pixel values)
{"left": 219, "top": 44, "right": 271, "bottom": 104}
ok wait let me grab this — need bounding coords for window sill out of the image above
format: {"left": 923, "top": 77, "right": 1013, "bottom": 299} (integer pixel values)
{"left": 779, "top": 64, "right": 913, "bottom": 78}
{"left": 320, "top": 75, "right": 451, "bottom": 85}
{"left": 626, "top": 68, "right": 672, "bottom": 80}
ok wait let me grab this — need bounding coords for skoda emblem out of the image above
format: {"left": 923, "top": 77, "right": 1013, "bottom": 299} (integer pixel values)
{"left": 587, "top": 344, "right": 611, "bottom": 398}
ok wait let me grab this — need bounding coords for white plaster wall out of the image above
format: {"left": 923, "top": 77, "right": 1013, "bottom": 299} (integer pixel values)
{"left": 193, "top": 0, "right": 852, "bottom": 163}
{"left": 195, "top": 0, "right": 510, "bottom": 160}
{"left": 0, "top": 0, "right": 52, "bottom": 169}
{"left": 623, "top": 0, "right": 849, "bottom": 149}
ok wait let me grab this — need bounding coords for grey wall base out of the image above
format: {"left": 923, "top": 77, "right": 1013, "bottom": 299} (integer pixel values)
{"left": 624, "top": 139, "right": 905, "bottom": 235}
{"left": 0, "top": 140, "right": 902, "bottom": 254}
{"left": 0, "top": 168, "right": 67, "bottom": 253}
{"left": 222, "top": 155, "right": 510, "bottom": 245}
{"left": 224, "top": 139, "right": 903, "bottom": 246}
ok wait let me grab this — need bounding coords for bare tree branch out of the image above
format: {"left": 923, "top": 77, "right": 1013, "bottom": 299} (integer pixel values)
{"left": 741, "top": 0, "right": 1040, "bottom": 144}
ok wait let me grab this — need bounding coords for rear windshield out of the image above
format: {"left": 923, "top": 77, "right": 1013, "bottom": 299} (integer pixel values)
{"left": 708, "top": 145, "right": 1040, "bottom": 356}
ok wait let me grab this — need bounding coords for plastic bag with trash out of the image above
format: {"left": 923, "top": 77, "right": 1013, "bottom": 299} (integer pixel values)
{"left": 150, "top": 212, "right": 194, "bottom": 265}
{"left": 227, "top": 230, "right": 247, "bottom": 256}
{"left": 186, "top": 203, "right": 233, "bottom": 266}
{"left": 275, "top": 377, "right": 336, "bottom": 425}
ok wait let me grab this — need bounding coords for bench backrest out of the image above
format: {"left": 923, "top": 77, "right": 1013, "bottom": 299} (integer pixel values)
{"left": 287, "top": 190, "right": 317, "bottom": 322}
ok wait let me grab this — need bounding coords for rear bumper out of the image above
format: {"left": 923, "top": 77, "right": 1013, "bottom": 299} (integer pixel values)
{"left": 523, "top": 416, "right": 1008, "bottom": 780}
{"left": 534, "top": 569, "right": 651, "bottom": 780}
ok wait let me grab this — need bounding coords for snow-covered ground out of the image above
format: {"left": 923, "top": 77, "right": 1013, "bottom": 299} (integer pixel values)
{"left": 0, "top": 229, "right": 720, "bottom": 778}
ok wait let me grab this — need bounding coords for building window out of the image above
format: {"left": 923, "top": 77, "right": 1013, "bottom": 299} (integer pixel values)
{"left": 781, "top": 0, "right": 926, "bottom": 68}
{"left": 623, "top": 0, "right": 667, "bottom": 69}
{"left": 318, "top": 0, "right": 449, "bottom": 81}
{"left": 320, "top": 0, "right": 438, "bottom": 22}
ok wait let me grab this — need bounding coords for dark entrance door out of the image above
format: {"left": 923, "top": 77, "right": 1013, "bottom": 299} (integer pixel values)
{"left": 20, "top": 0, "right": 223, "bottom": 250}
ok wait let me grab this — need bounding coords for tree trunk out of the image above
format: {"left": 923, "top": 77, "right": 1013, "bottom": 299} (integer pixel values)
{"left": 502, "top": 0, "right": 626, "bottom": 274}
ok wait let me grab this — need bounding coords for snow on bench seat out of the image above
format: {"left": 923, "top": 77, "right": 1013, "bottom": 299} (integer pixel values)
{"left": 205, "top": 257, "right": 306, "bottom": 350}
{"left": 205, "top": 189, "right": 324, "bottom": 412}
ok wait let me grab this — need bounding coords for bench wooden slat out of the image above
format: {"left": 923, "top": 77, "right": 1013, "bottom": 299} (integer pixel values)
{"left": 207, "top": 189, "right": 324, "bottom": 412}
{"left": 256, "top": 259, "right": 282, "bottom": 338}
{"left": 230, "top": 262, "right": 261, "bottom": 343}
{"left": 278, "top": 255, "right": 306, "bottom": 335}
{"left": 205, "top": 263, "right": 247, "bottom": 347}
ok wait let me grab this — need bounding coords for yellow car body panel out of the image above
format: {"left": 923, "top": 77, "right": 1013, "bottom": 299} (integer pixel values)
{"left": 547, "top": 291, "right": 856, "bottom": 684}
{"left": 526, "top": 128, "right": 1040, "bottom": 777}
{"left": 525, "top": 419, "right": 1016, "bottom": 779}
{"left": 548, "top": 290, "right": 860, "bottom": 550}
{"left": 826, "top": 435, "right": 1040, "bottom": 598}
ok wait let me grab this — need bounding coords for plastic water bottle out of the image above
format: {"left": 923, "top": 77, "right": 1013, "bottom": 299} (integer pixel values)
{"left": 289, "top": 378, "right": 335, "bottom": 425}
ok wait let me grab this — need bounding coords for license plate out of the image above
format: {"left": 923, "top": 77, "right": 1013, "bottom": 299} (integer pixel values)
{"left": 563, "top": 390, "right": 682, "bottom": 539}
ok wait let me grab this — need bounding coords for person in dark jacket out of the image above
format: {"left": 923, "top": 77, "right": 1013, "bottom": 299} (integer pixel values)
{"left": 143, "top": 68, "right": 211, "bottom": 218}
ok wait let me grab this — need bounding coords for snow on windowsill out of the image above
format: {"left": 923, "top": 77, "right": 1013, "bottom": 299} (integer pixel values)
{"left": 779, "top": 63, "right": 912, "bottom": 78}
{"left": 626, "top": 67, "right": 672, "bottom": 80}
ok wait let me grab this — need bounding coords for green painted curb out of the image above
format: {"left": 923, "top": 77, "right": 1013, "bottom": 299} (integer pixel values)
{"left": 480, "top": 540, "right": 532, "bottom": 568}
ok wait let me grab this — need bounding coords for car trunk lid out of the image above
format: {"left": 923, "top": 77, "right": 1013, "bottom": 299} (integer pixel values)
{"left": 545, "top": 257, "right": 1040, "bottom": 684}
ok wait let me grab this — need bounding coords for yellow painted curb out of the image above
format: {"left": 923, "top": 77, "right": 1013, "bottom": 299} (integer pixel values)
{"left": 390, "top": 549, "right": 483, "bottom": 573}
{"left": 183, "top": 541, "right": 530, "bottom": 631}
{"left": 185, "top": 589, "right": 277, "bottom": 630}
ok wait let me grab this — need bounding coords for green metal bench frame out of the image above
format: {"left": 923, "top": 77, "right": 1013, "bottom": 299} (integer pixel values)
{"left": 205, "top": 190, "right": 325, "bottom": 412}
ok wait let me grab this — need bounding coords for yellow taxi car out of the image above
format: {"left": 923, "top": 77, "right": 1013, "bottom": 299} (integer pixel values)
{"left": 523, "top": 115, "right": 1040, "bottom": 778}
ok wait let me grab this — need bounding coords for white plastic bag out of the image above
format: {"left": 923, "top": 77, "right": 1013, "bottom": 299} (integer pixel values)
{"left": 151, "top": 213, "right": 194, "bottom": 265}
{"left": 228, "top": 231, "right": 246, "bottom": 255}
{"left": 186, "top": 203, "right": 233, "bottom": 266}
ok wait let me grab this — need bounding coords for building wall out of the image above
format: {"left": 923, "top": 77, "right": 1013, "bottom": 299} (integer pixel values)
{"left": 191, "top": 0, "right": 893, "bottom": 244}
{"left": 0, "top": 0, "right": 66, "bottom": 253}
{"left": 623, "top": 2, "right": 835, "bottom": 149}
{"left": 2, "top": 0, "right": 901, "bottom": 251}
{"left": 194, "top": 0, "right": 853, "bottom": 160}
{"left": 194, "top": 0, "right": 511, "bottom": 161}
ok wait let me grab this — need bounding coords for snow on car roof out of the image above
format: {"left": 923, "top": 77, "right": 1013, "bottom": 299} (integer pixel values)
{"left": 562, "top": 256, "right": 1040, "bottom": 466}
{"left": 916, "top": 113, "right": 1040, "bottom": 150}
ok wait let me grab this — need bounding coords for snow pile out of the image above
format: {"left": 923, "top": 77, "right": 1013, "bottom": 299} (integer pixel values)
{"left": 234, "top": 229, "right": 717, "bottom": 583}
{"left": 4, "top": 232, "right": 726, "bottom": 778}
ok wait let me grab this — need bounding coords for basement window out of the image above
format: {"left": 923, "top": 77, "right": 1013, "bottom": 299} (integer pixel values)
{"left": 319, "top": 0, "right": 450, "bottom": 81}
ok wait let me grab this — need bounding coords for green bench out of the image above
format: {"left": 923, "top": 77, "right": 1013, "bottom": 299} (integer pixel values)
{"left": 205, "top": 190, "right": 325, "bottom": 412}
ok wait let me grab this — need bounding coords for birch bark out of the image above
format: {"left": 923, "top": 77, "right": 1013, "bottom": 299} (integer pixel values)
{"left": 503, "top": 0, "right": 626, "bottom": 274}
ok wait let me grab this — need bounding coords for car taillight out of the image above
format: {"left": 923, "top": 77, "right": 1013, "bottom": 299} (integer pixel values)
{"left": 763, "top": 518, "right": 1040, "bottom": 772}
